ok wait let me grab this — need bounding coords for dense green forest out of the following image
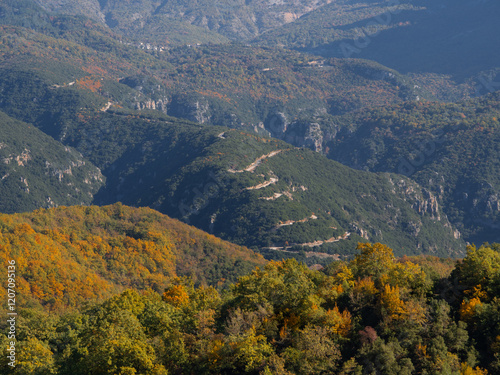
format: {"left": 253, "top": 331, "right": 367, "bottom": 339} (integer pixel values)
{"left": 324, "top": 93, "right": 500, "bottom": 244}
{"left": 1, "top": 238, "right": 499, "bottom": 374}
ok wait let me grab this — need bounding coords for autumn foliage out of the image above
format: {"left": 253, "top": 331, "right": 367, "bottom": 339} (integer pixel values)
{"left": 0, "top": 241, "right": 496, "bottom": 373}
{"left": 1, "top": 217, "right": 499, "bottom": 374}
{"left": 0, "top": 204, "right": 264, "bottom": 311}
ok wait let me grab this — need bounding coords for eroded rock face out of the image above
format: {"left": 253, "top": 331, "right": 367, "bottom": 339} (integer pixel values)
{"left": 135, "top": 98, "right": 168, "bottom": 113}
{"left": 119, "top": 76, "right": 170, "bottom": 114}
{"left": 394, "top": 179, "right": 442, "bottom": 221}
{"left": 155, "top": 95, "right": 213, "bottom": 124}
{"left": 413, "top": 189, "right": 441, "bottom": 221}
{"left": 266, "top": 112, "right": 288, "bottom": 137}
{"left": 283, "top": 121, "right": 323, "bottom": 153}
{"left": 388, "top": 177, "right": 462, "bottom": 240}
{"left": 486, "top": 195, "right": 500, "bottom": 213}
{"left": 193, "top": 101, "right": 211, "bottom": 124}
{"left": 303, "top": 123, "right": 323, "bottom": 153}
{"left": 264, "top": 115, "right": 339, "bottom": 154}
{"left": 350, "top": 222, "right": 370, "bottom": 240}
{"left": 176, "top": 100, "right": 211, "bottom": 124}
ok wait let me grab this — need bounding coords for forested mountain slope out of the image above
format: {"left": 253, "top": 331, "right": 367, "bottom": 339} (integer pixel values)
{"left": 0, "top": 21, "right": 428, "bottom": 137}
{"left": 321, "top": 93, "right": 500, "bottom": 245}
{"left": 0, "top": 204, "right": 264, "bottom": 310}
{"left": 255, "top": 0, "right": 500, "bottom": 80}
{"left": 87, "top": 115, "right": 464, "bottom": 257}
{"left": 0, "top": 111, "right": 103, "bottom": 213}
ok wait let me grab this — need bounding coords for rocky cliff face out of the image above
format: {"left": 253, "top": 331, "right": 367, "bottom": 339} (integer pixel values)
{"left": 266, "top": 112, "right": 289, "bottom": 137}
{"left": 120, "top": 76, "right": 215, "bottom": 122}
{"left": 391, "top": 178, "right": 443, "bottom": 222}
{"left": 120, "top": 76, "right": 169, "bottom": 114}
{"left": 345, "top": 175, "right": 461, "bottom": 248}
{"left": 167, "top": 95, "right": 212, "bottom": 124}
{"left": 384, "top": 177, "right": 463, "bottom": 246}
{"left": 264, "top": 112, "right": 337, "bottom": 154}
{"left": 134, "top": 98, "right": 168, "bottom": 113}
{"left": 413, "top": 189, "right": 441, "bottom": 221}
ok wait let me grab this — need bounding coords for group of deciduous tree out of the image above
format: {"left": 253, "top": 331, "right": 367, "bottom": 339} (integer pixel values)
{"left": 2, "top": 242, "right": 499, "bottom": 374}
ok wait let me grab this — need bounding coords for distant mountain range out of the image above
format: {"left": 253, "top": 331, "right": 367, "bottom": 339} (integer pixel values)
{"left": 30, "top": 0, "right": 331, "bottom": 41}
{"left": 1, "top": 0, "right": 499, "bottom": 259}
{"left": 9, "top": 0, "right": 498, "bottom": 81}
{"left": 256, "top": 0, "right": 500, "bottom": 80}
